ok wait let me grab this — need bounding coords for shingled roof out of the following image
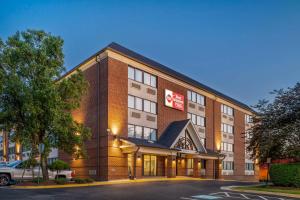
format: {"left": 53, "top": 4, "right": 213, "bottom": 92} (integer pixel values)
{"left": 158, "top": 119, "right": 190, "bottom": 148}
{"left": 63, "top": 42, "right": 253, "bottom": 112}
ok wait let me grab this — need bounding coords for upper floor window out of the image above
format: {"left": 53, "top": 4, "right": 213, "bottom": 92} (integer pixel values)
{"left": 221, "top": 142, "right": 234, "bottom": 152}
{"left": 221, "top": 104, "right": 234, "bottom": 116}
{"left": 128, "top": 124, "right": 157, "bottom": 141}
{"left": 128, "top": 95, "right": 157, "bottom": 114}
{"left": 187, "top": 90, "right": 205, "bottom": 106}
{"left": 188, "top": 113, "right": 205, "bottom": 127}
{"left": 245, "top": 114, "right": 253, "bottom": 123}
{"left": 245, "top": 163, "right": 254, "bottom": 171}
{"left": 128, "top": 66, "right": 157, "bottom": 87}
{"left": 222, "top": 161, "right": 234, "bottom": 170}
{"left": 221, "top": 123, "right": 234, "bottom": 134}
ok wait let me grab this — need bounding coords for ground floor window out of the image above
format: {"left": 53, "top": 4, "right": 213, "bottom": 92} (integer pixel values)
{"left": 245, "top": 162, "right": 254, "bottom": 171}
{"left": 143, "top": 155, "right": 157, "bottom": 176}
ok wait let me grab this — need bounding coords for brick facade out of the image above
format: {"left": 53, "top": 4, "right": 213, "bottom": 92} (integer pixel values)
{"left": 56, "top": 43, "right": 257, "bottom": 182}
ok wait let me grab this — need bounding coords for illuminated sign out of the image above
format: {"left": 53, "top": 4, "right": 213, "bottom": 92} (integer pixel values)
{"left": 165, "top": 89, "right": 184, "bottom": 111}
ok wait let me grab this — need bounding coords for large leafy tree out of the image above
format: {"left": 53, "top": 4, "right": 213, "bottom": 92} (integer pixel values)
{"left": 0, "top": 30, "right": 91, "bottom": 180}
{"left": 247, "top": 83, "right": 300, "bottom": 163}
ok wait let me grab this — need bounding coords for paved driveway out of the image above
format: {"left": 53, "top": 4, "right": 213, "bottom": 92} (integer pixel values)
{"left": 0, "top": 180, "right": 297, "bottom": 200}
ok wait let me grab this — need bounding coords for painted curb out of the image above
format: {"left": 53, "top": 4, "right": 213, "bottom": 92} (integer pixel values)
{"left": 10, "top": 177, "right": 212, "bottom": 190}
{"left": 221, "top": 185, "right": 300, "bottom": 199}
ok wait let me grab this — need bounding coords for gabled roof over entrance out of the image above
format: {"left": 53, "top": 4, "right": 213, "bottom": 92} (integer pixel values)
{"left": 159, "top": 119, "right": 207, "bottom": 153}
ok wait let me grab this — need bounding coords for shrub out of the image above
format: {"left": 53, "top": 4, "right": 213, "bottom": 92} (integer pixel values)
{"left": 269, "top": 163, "right": 300, "bottom": 187}
{"left": 55, "top": 178, "right": 67, "bottom": 185}
{"left": 73, "top": 178, "right": 94, "bottom": 184}
{"left": 32, "top": 178, "right": 44, "bottom": 184}
{"left": 84, "top": 178, "right": 94, "bottom": 183}
{"left": 74, "top": 178, "right": 86, "bottom": 184}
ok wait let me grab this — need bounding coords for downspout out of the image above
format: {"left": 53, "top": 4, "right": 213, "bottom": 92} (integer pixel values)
{"left": 133, "top": 147, "right": 140, "bottom": 180}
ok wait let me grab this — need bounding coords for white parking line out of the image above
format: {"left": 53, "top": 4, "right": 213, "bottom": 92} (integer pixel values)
{"left": 258, "top": 196, "right": 269, "bottom": 200}
{"left": 240, "top": 194, "right": 250, "bottom": 199}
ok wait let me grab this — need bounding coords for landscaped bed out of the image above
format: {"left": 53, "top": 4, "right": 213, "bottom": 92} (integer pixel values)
{"left": 234, "top": 185, "right": 300, "bottom": 195}
{"left": 14, "top": 178, "right": 95, "bottom": 186}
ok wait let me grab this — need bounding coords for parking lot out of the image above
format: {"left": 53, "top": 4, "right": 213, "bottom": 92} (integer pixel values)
{"left": 181, "top": 191, "right": 293, "bottom": 200}
{"left": 0, "top": 180, "right": 298, "bottom": 200}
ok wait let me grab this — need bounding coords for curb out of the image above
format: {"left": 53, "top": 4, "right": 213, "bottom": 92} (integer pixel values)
{"left": 10, "top": 177, "right": 211, "bottom": 190}
{"left": 221, "top": 185, "right": 300, "bottom": 199}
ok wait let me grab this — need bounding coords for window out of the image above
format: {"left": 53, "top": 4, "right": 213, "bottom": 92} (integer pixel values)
{"left": 150, "top": 75, "right": 157, "bottom": 87}
{"left": 135, "top": 69, "right": 142, "bottom": 82}
{"left": 150, "top": 129, "right": 157, "bottom": 141}
{"left": 143, "top": 127, "right": 151, "bottom": 140}
{"left": 245, "top": 163, "right": 254, "bottom": 171}
{"left": 187, "top": 90, "right": 205, "bottom": 106}
{"left": 135, "top": 97, "right": 143, "bottom": 110}
{"left": 221, "top": 104, "right": 234, "bottom": 116}
{"left": 143, "top": 155, "right": 157, "bottom": 176}
{"left": 128, "top": 95, "right": 157, "bottom": 114}
{"left": 128, "top": 124, "right": 157, "bottom": 141}
{"left": 221, "top": 142, "right": 234, "bottom": 152}
{"left": 222, "top": 161, "right": 234, "bottom": 170}
{"left": 144, "top": 100, "right": 151, "bottom": 113}
{"left": 128, "top": 67, "right": 135, "bottom": 79}
{"left": 128, "top": 66, "right": 157, "bottom": 87}
{"left": 245, "top": 115, "right": 253, "bottom": 123}
{"left": 188, "top": 113, "right": 205, "bottom": 127}
{"left": 128, "top": 95, "right": 135, "bottom": 108}
{"left": 221, "top": 123, "right": 234, "bottom": 134}
{"left": 150, "top": 102, "right": 156, "bottom": 114}
{"left": 144, "top": 72, "right": 151, "bottom": 86}
{"left": 187, "top": 159, "right": 194, "bottom": 169}
{"left": 188, "top": 91, "right": 192, "bottom": 101}
{"left": 135, "top": 126, "right": 143, "bottom": 138}
{"left": 128, "top": 124, "right": 135, "bottom": 137}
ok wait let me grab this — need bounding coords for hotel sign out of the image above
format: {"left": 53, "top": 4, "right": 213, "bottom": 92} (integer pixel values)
{"left": 165, "top": 89, "right": 184, "bottom": 111}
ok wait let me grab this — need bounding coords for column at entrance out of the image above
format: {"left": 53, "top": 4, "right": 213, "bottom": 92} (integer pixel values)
{"left": 193, "top": 158, "right": 200, "bottom": 177}
{"left": 167, "top": 155, "right": 176, "bottom": 178}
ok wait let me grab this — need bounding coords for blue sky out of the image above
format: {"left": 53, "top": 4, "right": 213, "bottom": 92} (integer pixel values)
{"left": 1, "top": 0, "right": 299, "bottom": 106}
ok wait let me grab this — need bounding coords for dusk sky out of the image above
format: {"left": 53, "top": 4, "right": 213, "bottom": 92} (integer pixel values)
{"left": 1, "top": 0, "right": 299, "bottom": 106}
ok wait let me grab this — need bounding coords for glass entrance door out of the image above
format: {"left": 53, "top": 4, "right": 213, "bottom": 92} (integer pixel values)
{"left": 143, "top": 155, "right": 157, "bottom": 176}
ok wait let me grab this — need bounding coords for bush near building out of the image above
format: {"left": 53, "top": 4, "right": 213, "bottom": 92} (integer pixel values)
{"left": 270, "top": 163, "right": 300, "bottom": 187}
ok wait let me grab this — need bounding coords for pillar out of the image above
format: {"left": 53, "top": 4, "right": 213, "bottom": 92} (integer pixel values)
{"left": 193, "top": 158, "right": 200, "bottom": 177}
{"left": 167, "top": 155, "right": 176, "bottom": 178}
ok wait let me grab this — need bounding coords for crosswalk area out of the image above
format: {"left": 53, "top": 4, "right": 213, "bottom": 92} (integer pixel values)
{"left": 180, "top": 192, "right": 295, "bottom": 200}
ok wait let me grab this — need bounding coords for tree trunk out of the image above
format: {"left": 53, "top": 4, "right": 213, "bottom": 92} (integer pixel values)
{"left": 41, "top": 153, "right": 49, "bottom": 181}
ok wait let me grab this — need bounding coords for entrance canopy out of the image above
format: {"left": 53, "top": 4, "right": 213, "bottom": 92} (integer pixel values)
{"left": 120, "top": 119, "right": 222, "bottom": 160}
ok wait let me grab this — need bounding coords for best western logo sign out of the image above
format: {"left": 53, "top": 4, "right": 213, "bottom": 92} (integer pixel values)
{"left": 165, "top": 89, "right": 184, "bottom": 111}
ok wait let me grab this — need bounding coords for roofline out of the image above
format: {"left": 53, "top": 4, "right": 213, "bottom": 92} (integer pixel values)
{"left": 61, "top": 42, "right": 254, "bottom": 113}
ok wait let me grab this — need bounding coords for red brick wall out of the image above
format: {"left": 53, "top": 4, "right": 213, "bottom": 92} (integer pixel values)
{"left": 157, "top": 77, "right": 187, "bottom": 137}
{"left": 107, "top": 57, "right": 129, "bottom": 180}
{"left": 233, "top": 109, "right": 246, "bottom": 176}
{"left": 59, "top": 61, "right": 103, "bottom": 179}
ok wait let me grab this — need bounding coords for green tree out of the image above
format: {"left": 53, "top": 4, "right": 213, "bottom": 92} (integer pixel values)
{"left": 48, "top": 160, "right": 70, "bottom": 180}
{"left": 247, "top": 83, "right": 300, "bottom": 163}
{"left": 0, "top": 30, "right": 91, "bottom": 180}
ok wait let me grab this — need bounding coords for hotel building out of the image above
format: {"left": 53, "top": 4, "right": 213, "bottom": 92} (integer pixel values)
{"left": 0, "top": 43, "right": 257, "bottom": 181}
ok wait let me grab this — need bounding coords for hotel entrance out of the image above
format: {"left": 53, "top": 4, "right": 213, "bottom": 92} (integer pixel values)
{"left": 143, "top": 155, "right": 157, "bottom": 176}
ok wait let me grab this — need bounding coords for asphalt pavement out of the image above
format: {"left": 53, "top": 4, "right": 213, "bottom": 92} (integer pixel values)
{"left": 0, "top": 180, "right": 298, "bottom": 200}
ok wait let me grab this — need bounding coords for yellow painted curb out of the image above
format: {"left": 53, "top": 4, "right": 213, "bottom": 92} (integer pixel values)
{"left": 11, "top": 177, "right": 211, "bottom": 190}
